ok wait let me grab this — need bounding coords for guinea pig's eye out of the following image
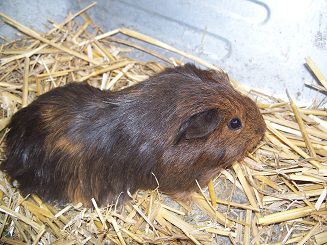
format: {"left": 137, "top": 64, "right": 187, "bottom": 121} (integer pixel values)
{"left": 228, "top": 117, "right": 242, "bottom": 130}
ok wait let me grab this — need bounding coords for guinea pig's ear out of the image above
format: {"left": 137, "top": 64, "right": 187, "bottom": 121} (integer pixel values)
{"left": 184, "top": 64, "right": 230, "bottom": 85}
{"left": 176, "top": 109, "right": 222, "bottom": 143}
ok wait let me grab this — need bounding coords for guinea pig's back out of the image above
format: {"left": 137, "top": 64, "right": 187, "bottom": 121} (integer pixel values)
{"left": 4, "top": 83, "right": 108, "bottom": 156}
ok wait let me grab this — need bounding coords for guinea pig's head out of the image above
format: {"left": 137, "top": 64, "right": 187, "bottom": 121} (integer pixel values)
{"left": 176, "top": 65, "right": 266, "bottom": 163}
{"left": 157, "top": 64, "right": 266, "bottom": 169}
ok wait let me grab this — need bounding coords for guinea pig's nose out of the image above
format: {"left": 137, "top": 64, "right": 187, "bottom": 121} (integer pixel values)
{"left": 255, "top": 126, "right": 264, "bottom": 135}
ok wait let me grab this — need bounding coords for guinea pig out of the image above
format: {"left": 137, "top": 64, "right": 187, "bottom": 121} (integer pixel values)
{"left": 1, "top": 64, "right": 266, "bottom": 206}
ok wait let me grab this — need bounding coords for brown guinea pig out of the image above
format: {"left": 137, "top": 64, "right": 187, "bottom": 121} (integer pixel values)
{"left": 1, "top": 64, "right": 266, "bottom": 206}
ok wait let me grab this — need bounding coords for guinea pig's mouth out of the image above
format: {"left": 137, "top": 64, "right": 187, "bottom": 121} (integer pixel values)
{"left": 246, "top": 144, "right": 259, "bottom": 155}
{"left": 246, "top": 134, "right": 265, "bottom": 153}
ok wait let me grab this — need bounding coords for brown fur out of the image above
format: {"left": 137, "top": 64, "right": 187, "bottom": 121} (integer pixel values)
{"left": 51, "top": 137, "right": 82, "bottom": 155}
{"left": 1, "top": 64, "right": 266, "bottom": 206}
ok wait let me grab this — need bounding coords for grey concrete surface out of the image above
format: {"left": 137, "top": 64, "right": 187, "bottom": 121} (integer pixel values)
{"left": 1, "top": 0, "right": 326, "bottom": 106}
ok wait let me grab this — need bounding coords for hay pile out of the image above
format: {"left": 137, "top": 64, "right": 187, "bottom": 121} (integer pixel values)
{"left": 0, "top": 3, "right": 326, "bottom": 245}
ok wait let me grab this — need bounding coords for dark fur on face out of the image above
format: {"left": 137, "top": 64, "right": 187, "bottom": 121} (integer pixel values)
{"left": 1, "top": 64, "right": 266, "bottom": 206}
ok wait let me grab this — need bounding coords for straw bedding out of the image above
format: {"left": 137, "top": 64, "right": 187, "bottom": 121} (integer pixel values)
{"left": 0, "top": 3, "right": 326, "bottom": 245}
